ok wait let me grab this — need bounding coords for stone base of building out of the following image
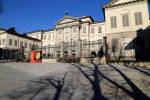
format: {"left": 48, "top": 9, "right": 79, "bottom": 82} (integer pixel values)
{"left": 42, "top": 59, "right": 57, "bottom": 63}
{"left": 80, "top": 57, "right": 107, "bottom": 64}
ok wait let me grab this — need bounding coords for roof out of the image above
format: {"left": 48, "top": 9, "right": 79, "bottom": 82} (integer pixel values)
{"left": 44, "top": 28, "right": 56, "bottom": 32}
{"left": 26, "top": 30, "right": 43, "bottom": 34}
{"left": 0, "top": 28, "right": 41, "bottom": 42}
{"left": 103, "top": 0, "right": 148, "bottom": 8}
{"left": 92, "top": 20, "right": 105, "bottom": 24}
{"left": 79, "top": 16, "right": 94, "bottom": 22}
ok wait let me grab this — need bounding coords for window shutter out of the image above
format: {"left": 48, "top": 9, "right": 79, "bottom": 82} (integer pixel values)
{"left": 139, "top": 12, "right": 143, "bottom": 25}
{"left": 98, "top": 27, "right": 102, "bottom": 33}
{"left": 135, "top": 13, "right": 138, "bottom": 25}
{"left": 135, "top": 12, "right": 143, "bottom": 25}
{"left": 122, "top": 14, "right": 129, "bottom": 27}
{"left": 111, "top": 17, "right": 113, "bottom": 28}
{"left": 114, "top": 16, "right": 117, "bottom": 28}
{"left": 126, "top": 14, "right": 129, "bottom": 26}
{"left": 111, "top": 16, "right": 117, "bottom": 28}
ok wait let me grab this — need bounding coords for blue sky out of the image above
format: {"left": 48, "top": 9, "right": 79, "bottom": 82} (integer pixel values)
{"left": 0, "top": 0, "right": 149, "bottom": 34}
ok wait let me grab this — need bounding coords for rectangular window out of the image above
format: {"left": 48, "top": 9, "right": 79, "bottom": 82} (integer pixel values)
{"left": 41, "top": 35, "right": 43, "bottom": 40}
{"left": 20, "top": 41, "right": 23, "bottom": 47}
{"left": 14, "top": 40, "right": 17, "bottom": 46}
{"left": 98, "top": 39, "right": 102, "bottom": 44}
{"left": 135, "top": 12, "right": 143, "bottom": 25}
{"left": 25, "top": 42, "right": 28, "bottom": 48}
{"left": 29, "top": 44, "right": 32, "bottom": 49}
{"left": 65, "top": 41, "right": 69, "bottom": 46}
{"left": 9, "top": 39, "right": 12, "bottom": 46}
{"left": 83, "top": 27, "right": 86, "bottom": 33}
{"left": 58, "top": 29, "right": 62, "bottom": 34}
{"left": 49, "top": 34, "right": 51, "bottom": 40}
{"left": 73, "top": 27, "right": 76, "bottom": 32}
{"left": 36, "top": 35, "right": 38, "bottom": 39}
{"left": 53, "top": 34, "right": 54, "bottom": 39}
{"left": 91, "top": 28, "right": 95, "bottom": 34}
{"left": 2, "top": 39, "right": 5, "bottom": 45}
{"left": 83, "top": 45, "right": 87, "bottom": 49}
{"left": 91, "top": 41, "right": 95, "bottom": 48}
{"left": 83, "top": 39, "right": 87, "bottom": 44}
{"left": 110, "top": 16, "right": 117, "bottom": 28}
{"left": 43, "top": 35, "right": 46, "bottom": 40}
{"left": 122, "top": 14, "right": 129, "bottom": 27}
{"left": 0, "top": 39, "right": 1, "bottom": 46}
{"left": 73, "top": 40, "right": 76, "bottom": 46}
{"left": 98, "top": 27, "right": 102, "bottom": 33}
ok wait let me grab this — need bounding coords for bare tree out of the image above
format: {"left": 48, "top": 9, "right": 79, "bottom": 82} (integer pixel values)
{"left": 111, "top": 39, "right": 124, "bottom": 62}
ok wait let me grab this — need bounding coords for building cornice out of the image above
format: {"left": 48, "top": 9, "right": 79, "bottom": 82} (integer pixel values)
{"left": 103, "top": 0, "right": 148, "bottom": 9}
{"left": 79, "top": 16, "right": 94, "bottom": 22}
{"left": 56, "top": 20, "right": 79, "bottom": 26}
{"left": 26, "top": 30, "right": 43, "bottom": 34}
{"left": 8, "top": 32, "right": 41, "bottom": 42}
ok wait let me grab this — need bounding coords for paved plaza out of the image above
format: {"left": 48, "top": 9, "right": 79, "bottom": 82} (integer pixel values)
{"left": 0, "top": 63, "right": 149, "bottom": 100}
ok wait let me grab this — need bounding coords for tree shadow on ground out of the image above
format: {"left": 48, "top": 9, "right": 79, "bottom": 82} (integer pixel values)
{"left": 72, "top": 64, "right": 107, "bottom": 100}
{"left": 107, "top": 64, "right": 150, "bottom": 100}
{"left": 7, "top": 72, "right": 68, "bottom": 100}
{"left": 6, "top": 63, "right": 150, "bottom": 100}
{"left": 122, "top": 63, "right": 150, "bottom": 76}
{"left": 72, "top": 63, "right": 150, "bottom": 100}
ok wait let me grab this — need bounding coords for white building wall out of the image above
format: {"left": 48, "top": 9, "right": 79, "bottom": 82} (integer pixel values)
{"left": 90, "top": 22, "right": 105, "bottom": 41}
{"left": 105, "top": 1, "right": 149, "bottom": 34}
{"left": 27, "top": 31, "right": 42, "bottom": 40}
{"left": 0, "top": 31, "right": 7, "bottom": 48}
{"left": 80, "top": 23, "right": 90, "bottom": 41}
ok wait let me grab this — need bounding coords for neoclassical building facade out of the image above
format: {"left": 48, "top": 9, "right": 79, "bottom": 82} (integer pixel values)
{"left": 27, "top": 16, "right": 105, "bottom": 59}
{"left": 27, "top": 0, "right": 150, "bottom": 60}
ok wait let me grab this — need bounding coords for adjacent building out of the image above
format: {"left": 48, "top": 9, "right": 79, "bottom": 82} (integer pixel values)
{"left": 103, "top": 0, "right": 150, "bottom": 60}
{"left": 0, "top": 28, "right": 41, "bottom": 60}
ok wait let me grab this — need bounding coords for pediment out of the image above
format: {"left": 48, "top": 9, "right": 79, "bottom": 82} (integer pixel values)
{"left": 56, "top": 16, "right": 79, "bottom": 25}
{"left": 103, "top": 0, "right": 137, "bottom": 8}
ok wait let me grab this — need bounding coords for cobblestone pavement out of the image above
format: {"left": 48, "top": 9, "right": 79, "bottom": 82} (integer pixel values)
{"left": 0, "top": 63, "right": 149, "bottom": 100}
